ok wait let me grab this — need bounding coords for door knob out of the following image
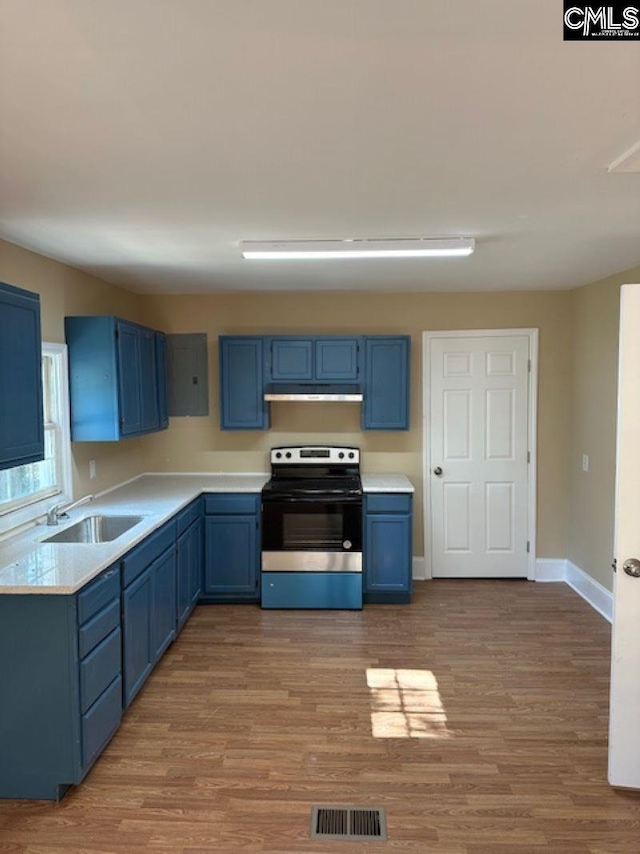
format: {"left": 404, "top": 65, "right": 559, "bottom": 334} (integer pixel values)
{"left": 623, "top": 558, "right": 640, "bottom": 578}
{"left": 433, "top": 467, "right": 443, "bottom": 476}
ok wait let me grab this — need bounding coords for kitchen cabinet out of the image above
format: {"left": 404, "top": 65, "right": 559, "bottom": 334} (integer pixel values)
{"left": 219, "top": 336, "right": 270, "bottom": 430}
{"left": 155, "top": 331, "right": 169, "bottom": 429}
{"left": 269, "top": 336, "right": 360, "bottom": 382}
{"left": 176, "top": 499, "right": 203, "bottom": 630}
{"left": 203, "top": 494, "right": 260, "bottom": 602}
{"left": 121, "top": 520, "right": 177, "bottom": 707}
{"left": 219, "top": 334, "right": 409, "bottom": 431}
{"left": 65, "top": 315, "right": 169, "bottom": 441}
{"left": 0, "top": 564, "right": 122, "bottom": 800}
{"left": 0, "top": 281, "right": 44, "bottom": 471}
{"left": 364, "top": 493, "right": 412, "bottom": 603}
{"left": 362, "top": 336, "right": 410, "bottom": 430}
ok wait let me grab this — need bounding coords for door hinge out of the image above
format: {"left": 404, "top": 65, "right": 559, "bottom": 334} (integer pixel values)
{"left": 526, "top": 541, "right": 530, "bottom": 553}
{"left": 527, "top": 451, "right": 530, "bottom": 463}
{"left": 612, "top": 557, "right": 617, "bottom": 573}
{"left": 115, "top": 328, "right": 119, "bottom": 339}
{"left": 528, "top": 359, "right": 531, "bottom": 372}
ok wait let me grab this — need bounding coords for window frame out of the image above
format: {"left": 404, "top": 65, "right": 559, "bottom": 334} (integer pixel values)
{"left": 0, "top": 342, "right": 73, "bottom": 538}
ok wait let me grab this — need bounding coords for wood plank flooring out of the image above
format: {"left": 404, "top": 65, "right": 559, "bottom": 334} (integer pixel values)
{"left": 1, "top": 581, "right": 639, "bottom": 853}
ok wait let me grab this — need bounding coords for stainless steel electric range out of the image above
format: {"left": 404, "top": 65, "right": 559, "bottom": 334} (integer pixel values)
{"left": 261, "top": 445, "right": 363, "bottom": 609}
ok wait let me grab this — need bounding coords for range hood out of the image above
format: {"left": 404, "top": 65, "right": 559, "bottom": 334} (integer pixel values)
{"left": 264, "top": 383, "right": 363, "bottom": 402}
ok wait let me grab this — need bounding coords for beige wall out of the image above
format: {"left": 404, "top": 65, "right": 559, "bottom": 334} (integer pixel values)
{"left": 567, "top": 264, "right": 640, "bottom": 590}
{"left": 143, "top": 290, "right": 575, "bottom": 559}
{"left": 7, "top": 231, "right": 634, "bottom": 577}
{"left": 0, "top": 238, "right": 159, "bottom": 497}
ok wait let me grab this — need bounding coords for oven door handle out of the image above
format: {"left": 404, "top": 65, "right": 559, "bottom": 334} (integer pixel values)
{"left": 261, "top": 495, "right": 363, "bottom": 505}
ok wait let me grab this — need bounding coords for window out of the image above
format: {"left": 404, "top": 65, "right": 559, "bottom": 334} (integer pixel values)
{"left": 0, "top": 343, "right": 72, "bottom": 537}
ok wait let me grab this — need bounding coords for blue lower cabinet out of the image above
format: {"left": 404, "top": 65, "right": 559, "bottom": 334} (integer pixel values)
{"left": 177, "top": 517, "right": 203, "bottom": 630}
{"left": 204, "top": 515, "right": 260, "bottom": 600}
{"left": 364, "top": 493, "right": 413, "bottom": 603}
{"left": 0, "top": 564, "right": 122, "bottom": 800}
{"left": 122, "top": 543, "right": 177, "bottom": 708}
{"left": 261, "top": 572, "right": 362, "bottom": 609}
{"left": 203, "top": 494, "right": 260, "bottom": 602}
{"left": 151, "top": 546, "right": 177, "bottom": 660}
{"left": 122, "top": 565, "right": 154, "bottom": 708}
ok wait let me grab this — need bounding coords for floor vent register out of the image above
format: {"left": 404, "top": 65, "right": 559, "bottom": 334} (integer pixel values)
{"left": 310, "top": 805, "right": 387, "bottom": 841}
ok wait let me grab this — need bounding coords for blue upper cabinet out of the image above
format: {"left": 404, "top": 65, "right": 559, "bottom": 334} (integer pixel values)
{"left": 315, "top": 338, "right": 359, "bottom": 380}
{"left": 219, "top": 334, "right": 408, "bottom": 431}
{"left": 65, "top": 316, "right": 169, "bottom": 441}
{"left": 362, "top": 336, "right": 410, "bottom": 430}
{"left": 116, "top": 320, "right": 143, "bottom": 436}
{"left": 270, "top": 338, "right": 314, "bottom": 380}
{"left": 155, "top": 332, "right": 169, "bottom": 430}
{"left": 0, "top": 282, "right": 44, "bottom": 470}
{"left": 138, "top": 326, "right": 160, "bottom": 432}
{"left": 268, "top": 336, "right": 360, "bottom": 382}
{"left": 219, "top": 336, "right": 269, "bottom": 430}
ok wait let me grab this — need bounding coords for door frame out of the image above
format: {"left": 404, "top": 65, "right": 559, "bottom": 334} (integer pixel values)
{"left": 422, "top": 328, "right": 539, "bottom": 580}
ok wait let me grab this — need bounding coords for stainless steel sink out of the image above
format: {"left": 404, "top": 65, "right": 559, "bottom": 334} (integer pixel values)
{"left": 43, "top": 515, "right": 144, "bottom": 544}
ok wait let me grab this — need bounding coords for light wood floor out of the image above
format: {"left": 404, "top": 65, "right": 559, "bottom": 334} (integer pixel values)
{"left": 1, "top": 581, "right": 639, "bottom": 853}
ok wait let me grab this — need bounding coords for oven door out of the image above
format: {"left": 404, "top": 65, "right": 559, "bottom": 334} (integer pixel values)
{"left": 261, "top": 495, "right": 362, "bottom": 572}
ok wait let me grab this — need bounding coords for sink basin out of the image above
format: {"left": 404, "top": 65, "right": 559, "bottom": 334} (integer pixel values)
{"left": 43, "top": 515, "right": 144, "bottom": 544}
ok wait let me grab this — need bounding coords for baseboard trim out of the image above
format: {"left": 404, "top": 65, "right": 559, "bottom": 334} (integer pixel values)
{"left": 533, "top": 558, "right": 613, "bottom": 623}
{"left": 412, "top": 556, "right": 427, "bottom": 581}
{"left": 534, "top": 559, "right": 567, "bottom": 582}
{"left": 565, "top": 561, "right": 613, "bottom": 624}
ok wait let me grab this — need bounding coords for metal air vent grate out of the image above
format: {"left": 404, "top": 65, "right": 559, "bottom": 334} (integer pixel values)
{"left": 310, "top": 805, "right": 387, "bottom": 841}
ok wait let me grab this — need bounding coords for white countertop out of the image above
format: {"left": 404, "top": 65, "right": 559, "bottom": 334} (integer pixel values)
{"left": 361, "top": 474, "right": 414, "bottom": 493}
{"left": 0, "top": 471, "right": 413, "bottom": 595}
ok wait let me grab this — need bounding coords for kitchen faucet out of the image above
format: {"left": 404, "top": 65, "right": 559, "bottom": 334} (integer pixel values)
{"left": 46, "top": 494, "right": 94, "bottom": 526}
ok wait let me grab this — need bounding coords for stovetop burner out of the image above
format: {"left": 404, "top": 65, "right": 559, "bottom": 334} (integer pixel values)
{"left": 262, "top": 445, "right": 362, "bottom": 500}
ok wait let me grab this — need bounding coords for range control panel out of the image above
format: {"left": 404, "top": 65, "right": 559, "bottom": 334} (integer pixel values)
{"left": 270, "top": 446, "right": 359, "bottom": 465}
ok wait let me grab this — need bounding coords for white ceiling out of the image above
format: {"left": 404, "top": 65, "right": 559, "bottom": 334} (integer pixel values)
{"left": 0, "top": 0, "right": 639, "bottom": 294}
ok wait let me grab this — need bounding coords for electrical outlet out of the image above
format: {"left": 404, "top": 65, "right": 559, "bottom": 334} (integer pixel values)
{"left": 582, "top": 454, "right": 589, "bottom": 472}
{"left": 89, "top": 459, "right": 96, "bottom": 479}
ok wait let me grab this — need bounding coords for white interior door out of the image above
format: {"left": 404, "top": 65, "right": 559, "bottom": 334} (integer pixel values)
{"left": 609, "top": 283, "right": 640, "bottom": 789}
{"left": 427, "top": 332, "right": 531, "bottom": 578}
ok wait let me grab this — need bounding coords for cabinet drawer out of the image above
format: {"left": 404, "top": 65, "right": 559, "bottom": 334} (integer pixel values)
{"left": 80, "top": 627, "right": 122, "bottom": 714}
{"left": 77, "top": 566, "right": 120, "bottom": 624}
{"left": 204, "top": 494, "right": 260, "bottom": 515}
{"left": 79, "top": 599, "right": 120, "bottom": 659}
{"left": 122, "top": 520, "right": 177, "bottom": 587}
{"left": 82, "top": 674, "right": 122, "bottom": 770}
{"left": 366, "top": 493, "right": 412, "bottom": 514}
{"left": 176, "top": 500, "right": 201, "bottom": 536}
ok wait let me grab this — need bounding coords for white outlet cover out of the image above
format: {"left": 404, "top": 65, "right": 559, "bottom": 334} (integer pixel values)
{"left": 582, "top": 454, "right": 589, "bottom": 472}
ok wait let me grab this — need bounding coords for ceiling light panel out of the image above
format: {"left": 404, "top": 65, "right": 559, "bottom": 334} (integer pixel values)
{"left": 241, "top": 238, "right": 475, "bottom": 260}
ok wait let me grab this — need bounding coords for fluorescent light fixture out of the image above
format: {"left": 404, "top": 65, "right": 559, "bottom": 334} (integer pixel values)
{"left": 241, "top": 238, "right": 475, "bottom": 260}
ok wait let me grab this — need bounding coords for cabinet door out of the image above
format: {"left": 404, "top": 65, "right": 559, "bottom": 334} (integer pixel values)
{"left": 270, "top": 339, "right": 314, "bottom": 380}
{"left": 0, "top": 282, "right": 44, "bottom": 470}
{"left": 139, "top": 327, "right": 160, "bottom": 432}
{"left": 315, "top": 338, "right": 360, "bottom": 381}
{"left": 177, "top": 519, "right": 203, "bottom": 630}
{"left": 122, "top": 565, "right": 153, "bottom": 707}
{"left": 204, "top": 514, "right": 259, "bottom": 597}
{"left": 151, "top": 546, "right": 177, "bottom": 661}
{"left": 220, "top": 337, "right": 268, "bottom": 430}
{"left": 155, "top": 331, "right": 169, "bottom": 430}
{"left": 189, "top": 517, "right": 204, "bottom": 608}
{"left": 116, "top": 321, "right": 143, "bottom": 436}
{"left": 364, "top": 513, "right": 412, "bottom": 600}
{"left": 362, "top": 336, "right": 410, "bottom": 430}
